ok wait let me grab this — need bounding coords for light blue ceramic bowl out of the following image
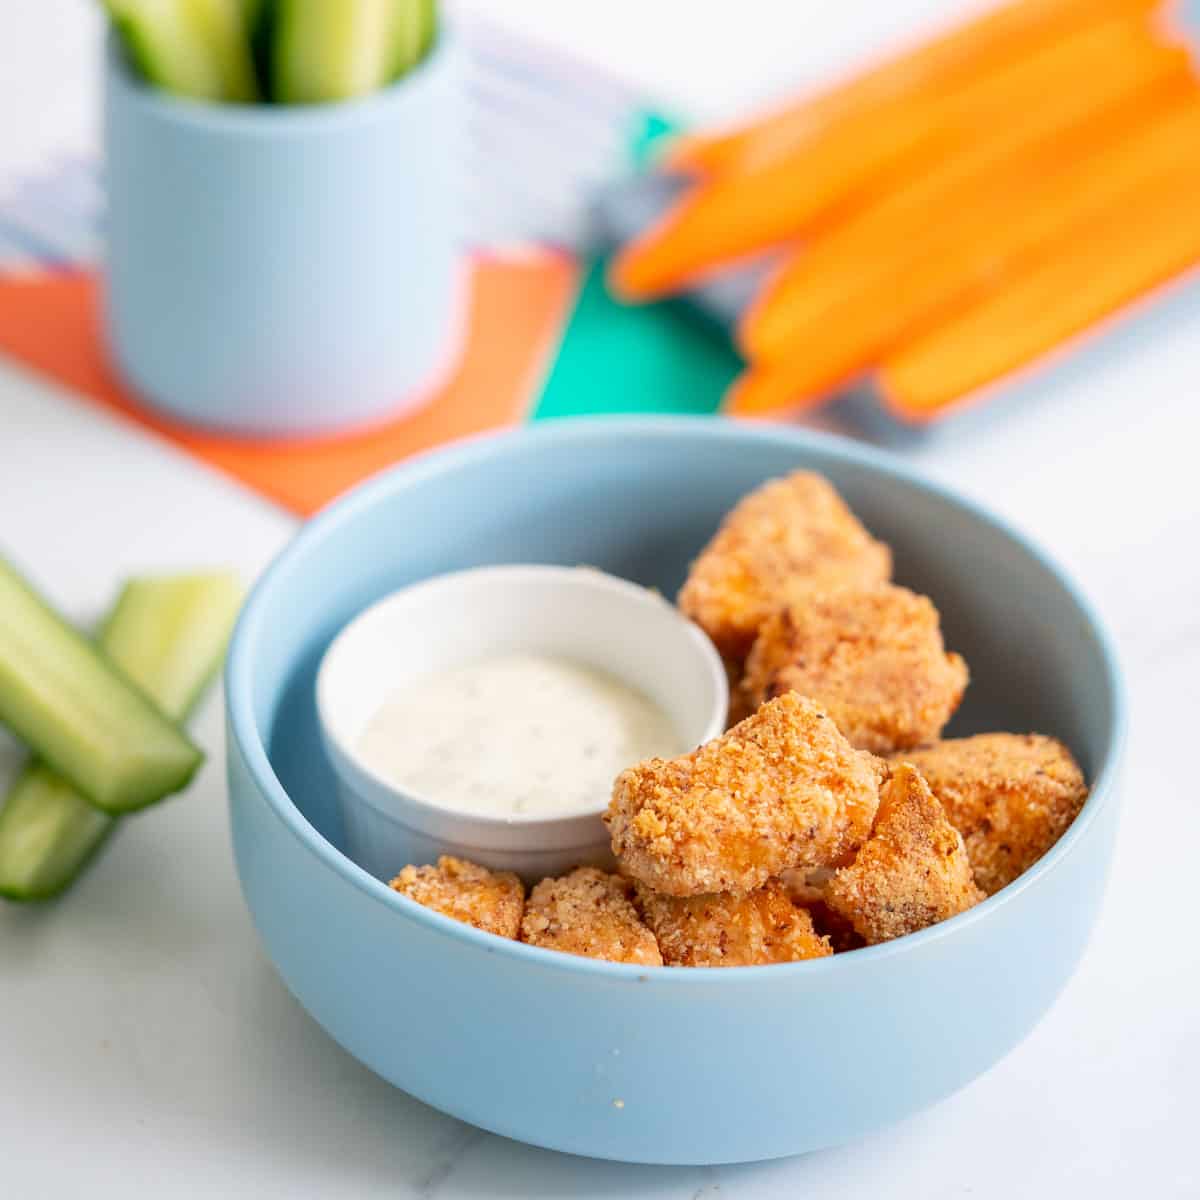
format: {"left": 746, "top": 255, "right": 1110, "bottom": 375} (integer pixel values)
{"left": 226, "top": 418, "right": 1124, "bottom": 1165}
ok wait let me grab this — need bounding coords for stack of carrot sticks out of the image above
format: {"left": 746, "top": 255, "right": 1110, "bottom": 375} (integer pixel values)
{"left": 608, "top": 0, "right": 1200, "bottom": 420}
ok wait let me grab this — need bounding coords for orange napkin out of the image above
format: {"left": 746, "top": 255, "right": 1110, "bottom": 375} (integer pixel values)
{"left": 0, "top": 253, "right": 577, "bottom": 515}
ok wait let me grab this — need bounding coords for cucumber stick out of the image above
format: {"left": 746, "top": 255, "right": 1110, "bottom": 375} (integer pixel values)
{"left": 274, "top": 0, "right": 420, "bottom": 104}
{"left": 0, "top": 767, "right": 115, "bottom": 902}
{"left": 0, "top": 558, "right": 203, "bottom": 814}
{"left": 0, "top": 572, "right": 242, "bottom": 900}
{"left": 106, "top": 0, "right": 260, "bottom": 102}
{"left": 415, "top": 0, "right": 436, "bottom": 60}
{"left": 389, "top": 0, "right": 433, "bottom": 80}
{"left": 99, "top": 574, "right": 243, "bottom": 718}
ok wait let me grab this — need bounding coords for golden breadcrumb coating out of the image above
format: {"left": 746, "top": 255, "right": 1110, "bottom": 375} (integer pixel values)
{"left": 678, "top": 471, "right": 891, "bottom": 664}
{"left": 520, "top": 868, "right": 662, "bottom": 965}
{"left": 741, "top": 584, "right": 968, "bottom": 753}
{"left": 897, "top": 734, "right": 1088, "bottom": 896}
{"left": 826, "top": 763, "right": 983, "bottom": 944}
{"left": 390, "top": 856, "right": 524, "bottom": 939}
{"left": 778, "top": 865, "right": 834, "bottom": 906}
{"left": 635, "top": 879, "right": 831, "bottom": 966}
{"left": 607, "top": 692, "right": 881, "bottom": 897}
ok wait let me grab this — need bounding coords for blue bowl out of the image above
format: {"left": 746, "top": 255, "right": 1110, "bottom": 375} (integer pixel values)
{"left": 226, "top": 417, "right": 1124, "bottom": 1165}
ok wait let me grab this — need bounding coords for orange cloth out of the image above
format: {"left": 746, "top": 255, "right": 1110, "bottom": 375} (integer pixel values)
{"left": 0, "top": 252, "right": 578, "bottom": 515}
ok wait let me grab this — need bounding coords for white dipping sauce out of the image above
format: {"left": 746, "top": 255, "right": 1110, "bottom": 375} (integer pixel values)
{"left": 354, "top": 653, "right": 684, "bottom": 817}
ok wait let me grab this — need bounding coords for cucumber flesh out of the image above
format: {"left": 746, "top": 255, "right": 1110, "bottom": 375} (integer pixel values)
{"left": 273, "top": 0, "right": 396, "bottom": 104}
{"left": 99, "top": 573, "right": 243, "bottom": 719}
{"left": 0, "top": 571, "right": 243, "bottom": 900}
{"left": 415, "top": 0, "right": 436, "bottom": 63}
{"left": 388, "top": 0, "right": 427, "bottom": 81}
{"left": 106, "top": 0, "right": 259, "bottom": 102}
{"left": 0, "top": 557, "right": 203, "bottom": 814}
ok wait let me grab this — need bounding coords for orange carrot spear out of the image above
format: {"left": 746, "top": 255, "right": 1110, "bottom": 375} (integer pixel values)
{"left": 878, "top": 159, "right": 1200, "bottom": 416}
{"left": 611, "top": 15, "right": 1168, "bottom": 300}
{"left": 666, "top": 0, "right": 1162, "bottom": 176}
{"left": 725, "top": 94, "right": 1200, "bottom": 416}
{"left": 740, "top": 37, "right": 1193, "bottom": 362}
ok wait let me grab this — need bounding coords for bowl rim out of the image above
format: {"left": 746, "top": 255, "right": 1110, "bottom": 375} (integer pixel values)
{"left": 226, "top": 415, "right": 1127, "bottom": 985}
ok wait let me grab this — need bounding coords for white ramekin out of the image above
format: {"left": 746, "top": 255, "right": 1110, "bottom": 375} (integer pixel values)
{"left": 316, "top": 565, "right": 728, "bottom": 881}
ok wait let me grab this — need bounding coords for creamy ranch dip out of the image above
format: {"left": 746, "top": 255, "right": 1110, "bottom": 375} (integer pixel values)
{"left": 354, "top": 653, "right": 684, "bottom": 817}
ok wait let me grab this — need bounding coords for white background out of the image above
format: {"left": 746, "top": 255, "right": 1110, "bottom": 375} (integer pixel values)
{"left": 2, "top": 2, "right": 1198, "bottom": 1196}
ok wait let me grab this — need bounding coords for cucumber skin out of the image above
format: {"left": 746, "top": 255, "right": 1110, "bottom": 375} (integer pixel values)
{"left": 416, "top": 0, "right": 436, "bottom": 62}
{"left": 0, "top": 559, "right": 204, "bottom": 814}
{"left": 388, "top": 0, "right": 426, "bottom": 81}
{"left": 0, "top": 766, "right": 116, "bottom": 903}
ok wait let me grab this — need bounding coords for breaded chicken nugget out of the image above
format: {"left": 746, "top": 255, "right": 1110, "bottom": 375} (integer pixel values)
{"left": 678, "top": 471, "right": 891, "bottom": 664}
{"left": 826, "top": 763, "right": 983, "bottom": 944}
{"left": 741, "top": 584, "right": 968, "bottom": 753}
{"left": 520, "top": 868, "right": 662, "bottom": 965}
{"left": 607, "top": 692, "right": 880, "bottom": 897}
{"left": 390, "top": 856, "right": 524, "bottom": 939}
{"left": 635, "top": 879, "right": 831, "bottom": 966}
{"left": 804, "top": 900, "right": 866, "bottom": 954}
{"left": 898, "top": 734, "right": 1088, "bottom": 896}
{"left": 779, "top": 868, "right": 864, "bottom": 951}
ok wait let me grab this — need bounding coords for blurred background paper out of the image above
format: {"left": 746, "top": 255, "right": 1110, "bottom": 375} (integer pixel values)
{"left": 0, "top": 9, "right": 743, "bottom": 512}
{"left": 4, "top": 0, "right": 1200, "bottom": 513}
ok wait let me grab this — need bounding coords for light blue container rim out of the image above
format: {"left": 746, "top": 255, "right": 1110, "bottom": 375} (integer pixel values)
{"left": 104, "top": 19, "right": 457, "bottom": 137}
{"left": 227, "top": 415, "right": 1127, "bottom": 985}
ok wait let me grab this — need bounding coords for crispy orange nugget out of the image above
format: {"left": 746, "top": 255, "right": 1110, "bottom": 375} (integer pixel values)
{"left": 780, "top": 868, "right": 864, "bottom": 951}
{"left": 390, "top": 856, "right": 524, "bottom": 939}
{"left": 678, "top": 471, "right": 892, "bottom": 664}
{"left": 636, "top": 879, "right": 831, "bottom": 966}
{"left": 520, "top": 868, "right": 662, "bottom": 966}
{"left": 607, "top": 692, "right": 881, "bottom": 897}
{"left": 742, "top": 584, "right": 968, "bottom": 753}
{"left": 826, "top": 763, "right": 983, "bottom": 944}
{"left": 898, "top": 734, "right": 1088, "bottom": 896}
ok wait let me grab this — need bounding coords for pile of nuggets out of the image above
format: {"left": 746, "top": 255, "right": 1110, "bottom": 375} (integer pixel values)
{"left": 391, "top": 471, "right": 1090, "bottom": 966}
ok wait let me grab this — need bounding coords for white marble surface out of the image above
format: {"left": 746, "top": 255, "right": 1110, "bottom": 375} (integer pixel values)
{"left": 3, "top": 2, "right": 1199, "bottom": 1196}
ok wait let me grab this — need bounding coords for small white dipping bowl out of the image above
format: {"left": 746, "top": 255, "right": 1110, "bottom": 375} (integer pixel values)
{"left": 316, "top": 564, "right": 728, "bottom": 881}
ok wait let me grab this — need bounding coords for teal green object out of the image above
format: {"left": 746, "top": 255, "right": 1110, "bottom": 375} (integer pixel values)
{"left": 226, "top": 417, "right": 1124, "bottom": 1165}
{"left": 533, "top": 258, "right": 740, "bottom": 421}
{"left": 629, "top": 109, "right": 680, "bottom": 167}
{"left": 533, "top": 109, "right": 739, "bottom": 423}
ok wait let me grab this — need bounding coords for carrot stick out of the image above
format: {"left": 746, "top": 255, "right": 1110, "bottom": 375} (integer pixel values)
{"left": 611, "top": 16, "right": 1170, "bottom": 300}
{"left": 877, "top": 162, "right": 1200, "bottom": 416}
{"left": 740, "top": 41, "right": 1194, "bottom": 362}
{"left": 725, "top": 94, "right": 1200, "bottom": 415}
{"left": 666, "top": 0, "right": 1163, "bottom": 176}
{"left": 611, "top": 100, "right": 940, "bottom": 298}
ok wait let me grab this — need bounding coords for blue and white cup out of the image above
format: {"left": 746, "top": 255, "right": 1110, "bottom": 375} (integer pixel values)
{"left": 103, "top": 30, "right": 464, "bottom": 438}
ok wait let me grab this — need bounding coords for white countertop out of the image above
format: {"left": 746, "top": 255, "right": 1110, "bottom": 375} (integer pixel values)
{"left": 2, "top": 3, "right": 1198, "bottom": 1196}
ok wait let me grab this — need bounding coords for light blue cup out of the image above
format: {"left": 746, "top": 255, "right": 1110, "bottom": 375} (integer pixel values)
{"left": 103, "top": 32, "right": 463, "bottom": 438}
{"left": 226, "top": 418, "right": 1124, "bottom": 1165}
